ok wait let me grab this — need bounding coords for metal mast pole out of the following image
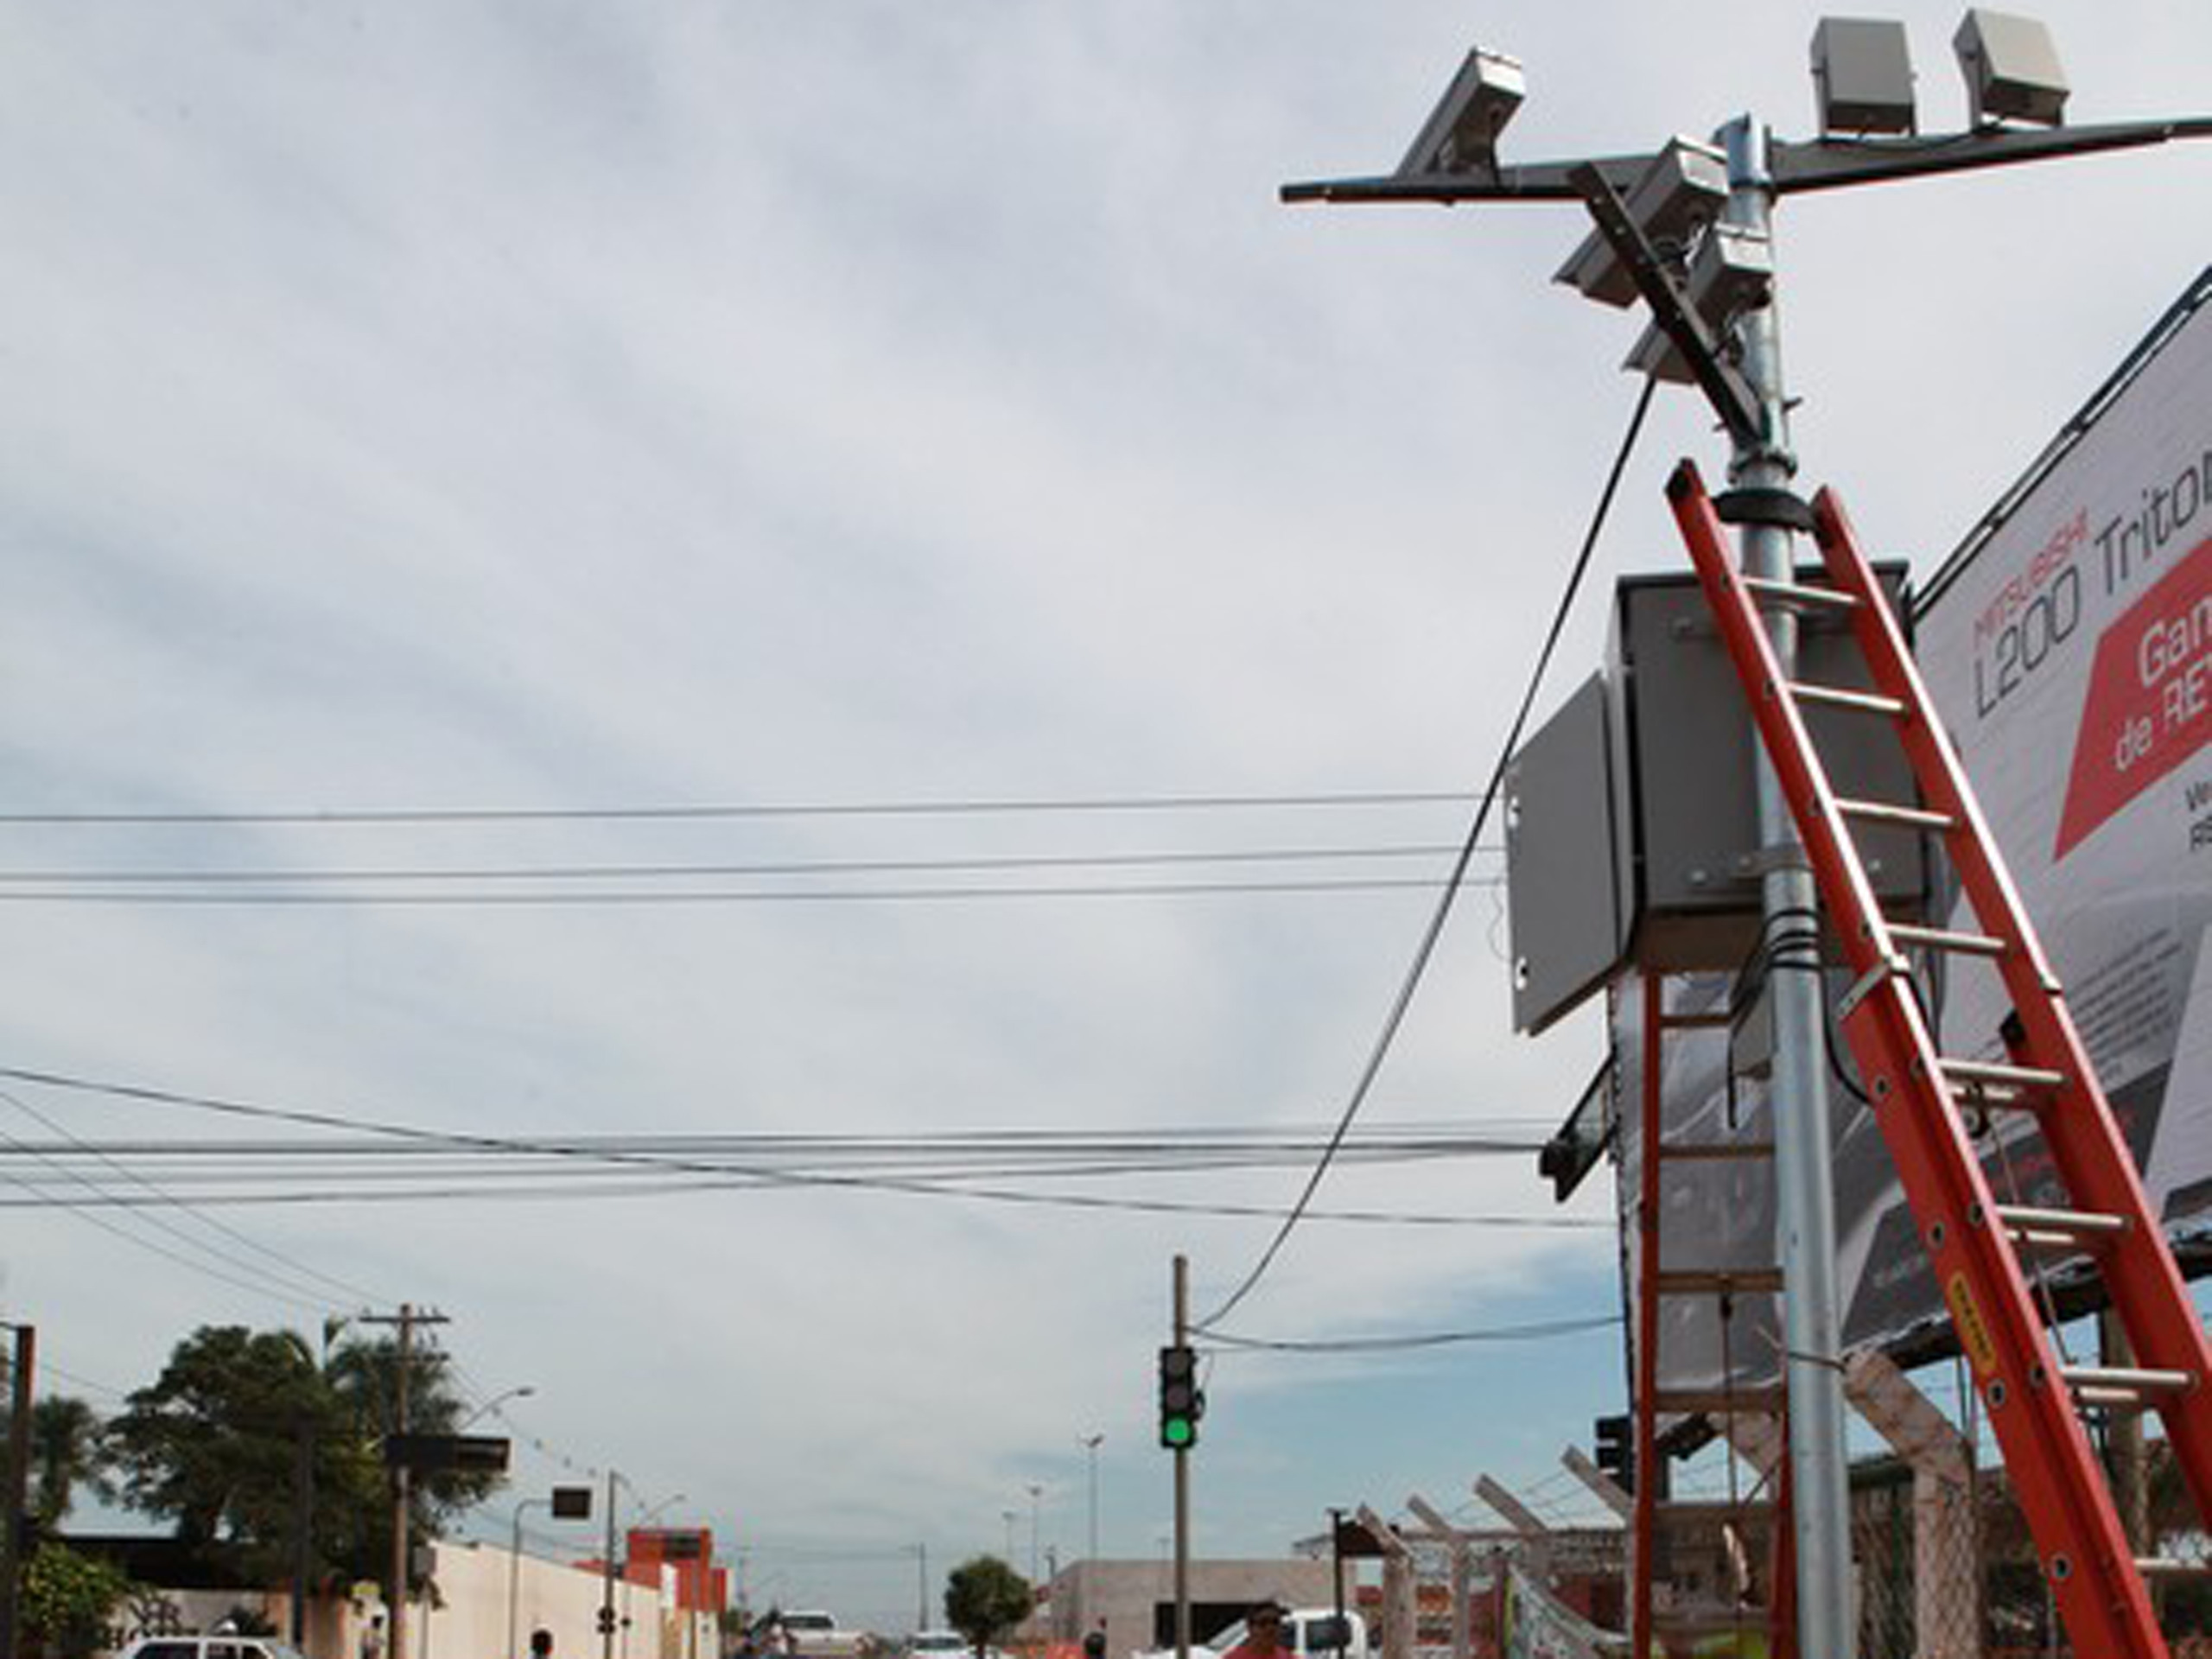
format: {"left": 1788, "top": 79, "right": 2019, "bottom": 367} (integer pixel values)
{"left": 1718, "top": 112, "right": 1853, "bottom": 1659}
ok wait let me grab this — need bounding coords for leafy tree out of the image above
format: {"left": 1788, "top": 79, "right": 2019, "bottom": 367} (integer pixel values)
{"left": 21, "top": 1541, "right": 130, "bottom": 1659}
{"left": 944, "top": 1556, "right": 1033, "bottom": 1659}
{"left": 100, "top": 1323, "right": 500, "bottom": 1590}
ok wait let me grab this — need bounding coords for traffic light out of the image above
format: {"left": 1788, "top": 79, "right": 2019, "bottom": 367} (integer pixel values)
{"left": 1592, "top": 1413, "right": 1634, "bottom": 1494}
{"left": 1157, "top": 1344, "right": 1203, "bottom": 1450}
{"left": 597, "top": 1606, "right": 619, "bottom": 1636}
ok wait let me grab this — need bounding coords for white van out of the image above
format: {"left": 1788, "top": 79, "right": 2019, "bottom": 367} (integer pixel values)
{"left": 1139, "top": 1608, "right": 1370, "bottom": 1659}
{"left": 1211, "top": 1609, "right": 1369, "bottom": 1659}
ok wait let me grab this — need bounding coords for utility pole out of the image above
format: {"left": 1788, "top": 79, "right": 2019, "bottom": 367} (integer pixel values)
{"left": 361, "top": 1303, "right": 447, "bottom": 1659}
{"left": 1171, "top": 1255, "right": 1190, "bottom": 1659}
{"left": 0, "top": 1322, "right": 33, "bottom": 1659}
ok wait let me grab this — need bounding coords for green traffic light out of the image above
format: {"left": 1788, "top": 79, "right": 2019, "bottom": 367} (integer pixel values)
{"left": 1161, "top": 1417, "right": 1195, "bottom": 1449}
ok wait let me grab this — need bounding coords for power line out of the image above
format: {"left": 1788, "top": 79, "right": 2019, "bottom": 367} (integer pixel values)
{"left": 1195, "top": 372, "right": 1661, "bottom": 1333}
{"left": 0, "top": 874, "right": 1490, "bottom": 907}
{"left": 0, "top": 1087, "right": 389, "bottom": 1309}
{"left": 1200, "top": 1313, "right": 1623, "bottom": 1352}
{"left": 0, "top": 788, "right": 1481, "bottom": 829}
{"left": 0, "top": 1065, "right": 1603, "bottom": 1229}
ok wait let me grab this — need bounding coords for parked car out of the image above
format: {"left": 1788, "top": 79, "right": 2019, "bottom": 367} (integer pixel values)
{"left": 118, "top": 1639, "right": 310, "bottom": 1659}
{"left": 908, "top": 1632, "right": 969, "bottom": 1659}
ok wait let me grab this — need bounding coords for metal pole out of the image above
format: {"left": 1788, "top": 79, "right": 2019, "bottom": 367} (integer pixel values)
{"left": 1028, "top": 1483, "right": 1043, "bottom": 1586}
{"left": 918, "top": 1542, "right": 929, "bottom": 1633}
{"left": 0, "top": 1323, "right": 33, "bottom": 1659}
{"left": 391, "top": 1305, "right": 414, "bottom": 1659}
{"left": 603, "top": 1470, "right": 620, "bottom": 1659}
{"left": 1081, "top": 1434, "right": 1103, "bottom": 1563}
{"left": 1719, "top": 111, "right": 1853, "bottom": 1659}
{"left": 510, "top": 1497, "right": 545, "bottom": 1659}
{"left": 1172, "top": 1255, "right": 1190, "bottom": 1659}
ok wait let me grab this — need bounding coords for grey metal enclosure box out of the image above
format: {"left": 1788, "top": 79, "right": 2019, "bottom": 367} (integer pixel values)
{"left": 1608, "top": 563, "right": 1925, "bottom": 971}
{"left": 1954, "top": 9, "right": 2069, "bottom": 126}
{"left": 1505, "top": 673, "right": 1625, "bottom": 1033}
{"left": 1811, "top": 18, "right": 1917, "bottom": 136}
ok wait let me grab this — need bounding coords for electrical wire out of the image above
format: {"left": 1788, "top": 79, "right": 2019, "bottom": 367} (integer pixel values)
{"left": 1199, "top": 1313, "right": 1622, "bottom": 1352}
{"left": 1193, "top": 373, "right": 1662, "bottom": 1334}
{"left": 0, "top": 1086, "right": 390, "bottom": 1308}
{"left": 0, "top": 1065, "right": 1604, "bottom": 1229}
{"left": 0, "top": 790, "right": 1482, "bottom": 828}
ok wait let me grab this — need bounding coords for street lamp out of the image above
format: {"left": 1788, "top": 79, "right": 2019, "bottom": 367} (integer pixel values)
{"left": 461, "top": 1384, "right": 536, "bottom": 1431}
{"left": 1026, "top": 1483, "right": 1043, "bottom": 1586}
{"left": 1079, "top": 1434, "right": 1104, "bottom": 1563}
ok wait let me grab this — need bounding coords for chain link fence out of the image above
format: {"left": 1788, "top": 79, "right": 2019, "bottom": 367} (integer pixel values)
{"left": 1847, "top": 1441, "right": 2212, "bottom": 1657}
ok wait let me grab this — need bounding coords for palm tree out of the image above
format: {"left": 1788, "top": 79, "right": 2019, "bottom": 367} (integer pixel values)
{"left": 29, "top": 1395, "right": 104, "bottom": 1527}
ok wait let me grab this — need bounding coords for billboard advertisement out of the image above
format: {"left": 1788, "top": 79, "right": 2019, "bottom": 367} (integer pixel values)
{"left": 1618, "top": 267, "right": 2212, "bottom": 1392}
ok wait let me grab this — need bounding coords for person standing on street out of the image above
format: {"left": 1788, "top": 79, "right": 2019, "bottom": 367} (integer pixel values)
{"left": 1222, "top": 1601, "right": 1289, "bottom": 1659}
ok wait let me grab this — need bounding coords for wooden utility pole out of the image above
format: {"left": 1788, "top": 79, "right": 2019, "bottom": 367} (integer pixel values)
{"left": 360, "top": 1304, "right": 447, "bottom": 1659}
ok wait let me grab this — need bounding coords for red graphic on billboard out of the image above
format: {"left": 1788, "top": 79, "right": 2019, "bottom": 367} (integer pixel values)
{"left": 2056, "top": 533, "right": 2212, "bottom": 857}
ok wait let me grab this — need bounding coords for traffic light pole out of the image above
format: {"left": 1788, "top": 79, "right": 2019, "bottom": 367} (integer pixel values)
{"left": 1718, "top": 114, "right": 1853, "bottom": 1659}
{"left": 1172, "top": 1254, "right": 1191, "bottom": 1659}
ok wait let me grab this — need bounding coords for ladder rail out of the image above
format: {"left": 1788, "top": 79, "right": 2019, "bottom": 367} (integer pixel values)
{"left": 1666, "top": 460, "right": 2168, "bottom": 1657}
{"left": 1809, "top": 485, "right": 2212, "bottom": 1522}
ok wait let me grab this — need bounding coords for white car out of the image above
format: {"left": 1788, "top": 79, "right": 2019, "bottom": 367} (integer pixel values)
{"left": 118, "top": 1640, "right": 310, "bottom": 1659}
{"left": 909, "top": 1632, "right": 970, "bottom": 1659}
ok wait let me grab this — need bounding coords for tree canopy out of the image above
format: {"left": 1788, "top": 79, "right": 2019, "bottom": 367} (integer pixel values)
{"left": 99, "top": 1322, "right": 501, "bottom": 1587}
{"left": 944, "top": 1556, "right": 1033, "bottom": 1658}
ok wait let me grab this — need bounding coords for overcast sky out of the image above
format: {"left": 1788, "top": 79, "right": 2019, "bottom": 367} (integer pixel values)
{"left": 3, "top": 0, "right": 2210, "bottom": 1634}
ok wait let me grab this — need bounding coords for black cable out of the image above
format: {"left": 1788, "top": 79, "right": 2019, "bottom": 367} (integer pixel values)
{"left": 0, "top": 874, "right": 1491, "bottom": 907}
{"left": 0, "top": 789, "right": 1478, "bottom": 829}
{"left": 1198, "top": 1313, "right": 1622, "bottom": 1353}
{"left": 0, "top": 1065, "right": 1606, "bottom": 1229}
{"left": 0, "top": 842, "right": 1488, "bottom": 886}
{"left": 1194, "top": 372, "right": 1662, "bottom": 1334}
{"left": 0, "top": 1085, "right": 390, "bottom": 1308}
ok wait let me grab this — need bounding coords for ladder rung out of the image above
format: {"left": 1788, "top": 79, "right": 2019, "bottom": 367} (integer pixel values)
{"left": 1656, "top": 1499, "right": 1776, "bottom": 1526}
{"left": 2063, "top": 1364, "right": 2196, "bottom": 1407}
{"left": 1656, "top": 1009, "right": 1733, "bottom": 1030}
{"left": 1655, "top": 1141, "right": 1775, "bottom": 1162}
{"left": 1993, "top": 1204, "right": 2127, "bottom": 1249}
{"left": 1741, "top": 574, "right": 1859, "bottom": 613}
{"left": 1651, "top": 1386, "right": 1788, "bottom": 1415}
{"left": 1837, "top": 796, "right": 1955, "bottom": 831}
{"left": 1942, "top": 1057, "right": 2067, "bottom": 1092}
{"left": 1788, "top": 679, "right": 1906, "bottom": 717}
{"left": 1888, "top": 920, "right": 2010, "bottom": 958}
{"left": 2137, "top": 1556, "right": 2212, "bottom": 1581}
{"left": 1653, "top": 1268, "right": 1785, "bottom": 1296}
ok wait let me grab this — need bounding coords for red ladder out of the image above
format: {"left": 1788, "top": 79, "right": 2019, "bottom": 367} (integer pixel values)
{"left": 1667, "top": 459, "right": 2212, "bottom": 1658}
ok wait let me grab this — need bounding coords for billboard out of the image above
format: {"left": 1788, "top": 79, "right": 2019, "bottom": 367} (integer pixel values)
{"left": 1618, "top": 267, "right": 2212, "bottom": 1393}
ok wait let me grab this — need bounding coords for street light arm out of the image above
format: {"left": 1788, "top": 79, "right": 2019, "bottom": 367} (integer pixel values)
{"left": 1281, "top": 149, "right": 1660, "bottom": 206}
{"left": 1283, "top": 115, "right": 2212, "bottom": 207}
{"left": 1771, "top": 115, "right": 2212, "bottom": 193}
